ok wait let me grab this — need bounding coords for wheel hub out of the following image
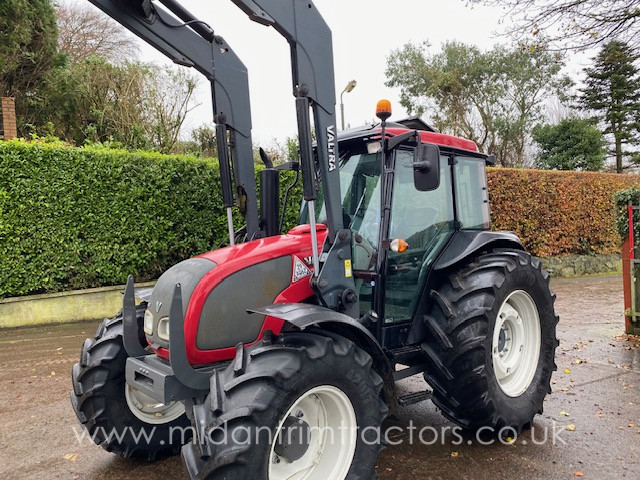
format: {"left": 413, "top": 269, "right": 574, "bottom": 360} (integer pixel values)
{"left": 492, "top": 290, "right": 542, "bottom": 397}
{"left": 269, "top": 386, "right": 357, "bottom": 480}
{"left": 274, "top": 416, "right": 311, "bottom": 462}
{"left": 124, "top": 384, "right": 185, "bottom": 424}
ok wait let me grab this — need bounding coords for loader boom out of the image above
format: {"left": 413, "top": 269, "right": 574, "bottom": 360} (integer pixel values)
{"left": 230, "top": 0, "right": 358, "bottom": 314}
{"left": 88, "top": 0, "right": 261, "bottom": 239}
{"left": 230, "top": 0, "right": 344, "bottom": 240}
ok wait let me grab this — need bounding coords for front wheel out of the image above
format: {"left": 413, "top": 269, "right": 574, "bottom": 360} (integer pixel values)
{"left": 182, "top": 330, "right": 388, "bottom": 480}
{"left": 422, "top": 249, "right": 559, "bottom": 433}
{"left": 70, "top": 306, "right": 191, "bottom": 459}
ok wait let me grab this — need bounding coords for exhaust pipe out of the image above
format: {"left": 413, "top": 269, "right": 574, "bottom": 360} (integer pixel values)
{"left": 259, "top": 148, "right": 280, "bottom": 237}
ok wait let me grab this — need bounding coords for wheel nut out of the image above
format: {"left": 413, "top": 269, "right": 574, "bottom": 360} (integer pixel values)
{"left": 296, "top": 410, "right": 304, "bottom": 418}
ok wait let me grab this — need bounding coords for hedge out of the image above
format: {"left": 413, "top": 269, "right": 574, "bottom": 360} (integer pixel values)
{"left": 488, "top": 168, "right": 639, "bottom": 257}
{"left": 1, "top": 140, "right": 638, "bottom": 298}
{"left": 613, "top": 187, "right": 640, "bottom": 241}
{"left": 0, "top": 140, "right": 301, "bottom": 298}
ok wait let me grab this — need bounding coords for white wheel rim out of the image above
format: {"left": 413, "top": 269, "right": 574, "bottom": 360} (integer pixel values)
{"left": 268, "top": 385, "right": 358, "bottom": 480}
{"left": 125, "top": 385, "right": 185, "bottom": 424}
{"left": 492, "top": 290, "right": 541, "bottom": 397}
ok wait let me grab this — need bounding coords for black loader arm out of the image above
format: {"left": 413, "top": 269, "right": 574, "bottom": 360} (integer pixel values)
{"left": 230, "top": 0, "right": 358, "bottom": 316}
{"left": 230, "top": 0, "right": 343, "bottom": 237}
{"left": 88, "top": 0, "right": 260, "bottom": 239}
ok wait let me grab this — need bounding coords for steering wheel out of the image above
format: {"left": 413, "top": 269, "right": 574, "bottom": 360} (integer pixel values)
{"left": 357, "top": 210, "right": 380, "bottom": 244}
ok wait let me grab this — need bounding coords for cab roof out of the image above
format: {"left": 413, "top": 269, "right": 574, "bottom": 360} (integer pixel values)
{"left": 338, "top": 117, "right": 484, "bottom": 158}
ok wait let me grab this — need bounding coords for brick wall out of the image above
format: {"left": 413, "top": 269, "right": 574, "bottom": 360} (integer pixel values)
{"left": 1, "top": 97, "right": 17, "bottom": 140}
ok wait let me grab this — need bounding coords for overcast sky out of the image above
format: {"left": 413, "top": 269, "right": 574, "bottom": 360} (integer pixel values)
{"left": 79, "top": 0, "right": 592, "bottom": 147}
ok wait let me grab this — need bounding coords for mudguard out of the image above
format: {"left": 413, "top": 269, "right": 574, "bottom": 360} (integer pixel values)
{"left": 248, "top": 303, "right": 396, "bottom": 406}
{"left": 434, "top": 230, "right": 524, "bottom": 270}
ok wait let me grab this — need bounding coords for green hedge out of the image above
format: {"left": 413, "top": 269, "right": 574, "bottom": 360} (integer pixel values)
{"left": 2, "top": 139, "right": 638, "bottom": 298}
{"left": 0, "top": 140, "right": 301, "bottom": 298}
{"left": 614, "top": 187, "right": 640, "bottom": 241}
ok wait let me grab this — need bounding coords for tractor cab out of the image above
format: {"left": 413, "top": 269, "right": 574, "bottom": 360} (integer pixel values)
{"left": 306, "top": 117, "right": 492, "bottom": 341}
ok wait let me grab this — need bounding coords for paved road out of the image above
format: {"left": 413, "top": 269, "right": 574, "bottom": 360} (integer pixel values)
{"left": 0, "top": 275, "right": 638, "bottom": 479}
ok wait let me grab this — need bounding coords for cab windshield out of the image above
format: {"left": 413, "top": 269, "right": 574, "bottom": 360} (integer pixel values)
{"left": 314, "top": 150, "right": 382, "bottom": 247}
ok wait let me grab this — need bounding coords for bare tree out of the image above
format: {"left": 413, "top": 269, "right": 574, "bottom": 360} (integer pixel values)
{"left": 144, "top": 66, "right": 200, "bottom": 153}
{"left": 467, "top": 0, "right": 640, "bottom": 51}
{"left": 55, "top": 1, "right": 139, "bottom": 62}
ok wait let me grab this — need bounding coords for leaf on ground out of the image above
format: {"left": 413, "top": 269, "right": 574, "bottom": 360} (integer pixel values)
{"left": 574, "top": 359, "right": 583, "bottom": 365}
{"left": 64, "top": 453, "right": 78, "bottom": 462}
{"left": 566, "top": 424, "right": 576, "bottom": 431}
{"left": 574, "top": 472, "right": 584, "bottom": 477}
{"left": 450, "top": 451, "right": 460, "bottom": 458}
{"left": 560, "top": 411, "right": 570, "bottom": 416}
{"left": 564, "top": 368, "right": 571, "bottom": 374}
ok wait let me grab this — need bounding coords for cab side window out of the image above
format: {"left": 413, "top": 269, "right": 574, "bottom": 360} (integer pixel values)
{"left": 454, "top": 157, "right": 490, "bottom": 230}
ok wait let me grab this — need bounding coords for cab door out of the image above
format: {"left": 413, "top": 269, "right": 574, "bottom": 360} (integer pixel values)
{"left": 382, "top": 150, "right": 455, "bottom": 324}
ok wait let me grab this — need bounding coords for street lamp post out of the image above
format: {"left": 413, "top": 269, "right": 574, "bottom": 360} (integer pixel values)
{"left": 340, "top": 80, "right": 357, "bottom": 130}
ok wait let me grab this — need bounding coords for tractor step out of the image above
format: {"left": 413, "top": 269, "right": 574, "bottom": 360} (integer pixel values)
{"left": 397, "top": 390, "right": 433, "bottom": 407}
{"left": 387, "top": 345, "right": 425, "bottom": 365}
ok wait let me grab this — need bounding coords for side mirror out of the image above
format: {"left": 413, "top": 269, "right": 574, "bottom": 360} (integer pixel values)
{"left": 413, "top": 143, "right": 441, "bottom": 191}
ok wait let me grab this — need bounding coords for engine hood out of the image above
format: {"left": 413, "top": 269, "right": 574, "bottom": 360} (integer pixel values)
{"left": 150, "top": 224, "right": 328, "bottom": 365}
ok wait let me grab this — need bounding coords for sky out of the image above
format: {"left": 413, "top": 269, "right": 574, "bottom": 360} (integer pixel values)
{"left": 78, "top": 0, "right": 593, "bottom": 147}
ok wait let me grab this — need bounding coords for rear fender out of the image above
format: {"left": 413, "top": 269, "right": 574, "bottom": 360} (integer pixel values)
{"left": 406, "top": 230, "right": 525, "bottom": 345}
{"left": 249, "top": 303, "right": 396, "bottom": 408}
{"left": 434, "top": 230, "right": 524, "bottom": 271}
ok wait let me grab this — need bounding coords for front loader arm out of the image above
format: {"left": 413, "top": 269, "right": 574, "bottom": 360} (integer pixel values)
{"left": 88, "top": 0, "right": 260, "bottom": 239}
{"left": 230, "top": 0, "right": 358, "bottom": 315}
{"left": 230, "top": 0, "right": 344, "bottom": 239}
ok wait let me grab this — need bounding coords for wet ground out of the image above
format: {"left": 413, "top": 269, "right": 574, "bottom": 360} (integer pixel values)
{"left": 0, "top": 274, "right": 638, "bottom": 479}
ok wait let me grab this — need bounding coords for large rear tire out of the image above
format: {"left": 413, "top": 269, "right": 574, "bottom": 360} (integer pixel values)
{"left": 70, "top": 306, "right": 191, "bottom": 459}
{"left": 422, "top": 249, "right": 558, "bottom": 433}
{"left": 182, "top": 329, "right": 388, "bottom": 480}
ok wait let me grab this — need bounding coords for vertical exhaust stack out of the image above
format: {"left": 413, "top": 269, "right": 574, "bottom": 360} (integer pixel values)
{"left": 258, "top": 148, "right": 280, "bottom": 237}
{"left": 229, "top": 0, "right": 358, "bottom": 312}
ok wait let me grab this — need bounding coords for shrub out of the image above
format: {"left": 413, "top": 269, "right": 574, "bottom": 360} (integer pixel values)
{"left": 2, "top": 139, "right": 638, "bottom": 298}
{"left": 0, "top": 140, "right": 300, "bottom": 298}
{"left": 488, "top": 168, "right": 639, "bottom": 257}
{"left": 613, "top": 187, "right": 640, "bottom": 240}
{"left": 531, "top": 118, "right": 607, "bottom": 171}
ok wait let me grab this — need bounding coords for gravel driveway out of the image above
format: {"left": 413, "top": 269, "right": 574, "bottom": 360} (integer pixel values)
{"left": 0, "top": 274, "right": 638, "bottom": 479}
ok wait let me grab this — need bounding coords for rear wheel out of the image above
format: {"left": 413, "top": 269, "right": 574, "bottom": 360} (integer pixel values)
{"left": 182, "top": 330, "right": 388, "bottom": 480}
{"left": 422, "top": 249, "right": 558, "bottom": 433}
{"left": 70, "top": 306, "right": 191, "bottom": 459}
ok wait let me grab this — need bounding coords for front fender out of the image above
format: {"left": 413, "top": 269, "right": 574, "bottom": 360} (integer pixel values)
{"left": 249, "top": 303, "right": 396, "bottom": 408}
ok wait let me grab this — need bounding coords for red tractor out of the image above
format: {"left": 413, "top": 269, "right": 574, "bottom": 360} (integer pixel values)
{"left": 71, "top": 1, "right": 558, "bottom": 478}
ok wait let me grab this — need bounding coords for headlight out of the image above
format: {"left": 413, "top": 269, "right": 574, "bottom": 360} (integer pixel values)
{"left": 143, "top": 310, "right": 154, "bottom": 335}
{"left": 157, "top": 317, "right": 170, "bottom": 341}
